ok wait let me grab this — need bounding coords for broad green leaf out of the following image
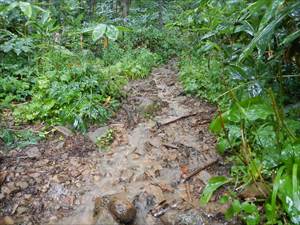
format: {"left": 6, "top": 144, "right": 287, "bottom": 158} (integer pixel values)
{"left": 40, "top": 11, "right": 50, "bottom": 24}
{"left": 281, "top": 142, "right": 300, "bottom": 166}
{"left": 255, "top": 125, "right": 276, "bottom": 149}
{"left": 209, "top": 111, "right": 229, "bottom": 134}
{"left": 6, "top": 2, "right": 19, "bottom": 11}
{"left": 92, "top": 24, "right": 107, "bottom": 42}
{"left": 241, "top": 202, "right": 260, "bottom": 225}
{"left": 116, "top": 26, "right": 132, "bottom": 32}
{"left": 19, "top": 2, "right": 32, "bottom": 18}
{"left": 216, "top": 137, "right": 230, "bottom": 154}
{"left": 106, "top": 25, "right": 119, "bottom": 41}
{"left": 210, "top": 117, "right": 222, "bottom": 133}
{"left": 200, "top": 176, "right": 231, "bottom": 205}
{"left": 225, "top": 199, "right": 241, "bottom": 219}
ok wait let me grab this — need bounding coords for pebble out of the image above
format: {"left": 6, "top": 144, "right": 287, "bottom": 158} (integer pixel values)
{"left": 26, "top": 147, "right": 41, "bottom": 159}
{"left": 17, "top": 206, "right": 27, "bottom": 215}
{"left": 16, "top": 181, "right": 29, "bottom": 190}
{"left": 94, "top": 197, "right": 118, "bottom": 225}
{"left": 161, "top": 209, "right": 203, "bottom": 225}
{"left": 109, "top": 197, "right": 137, "bottom": 224}
{"left": 87, "top": 127, "right": 109, "bottom": 144}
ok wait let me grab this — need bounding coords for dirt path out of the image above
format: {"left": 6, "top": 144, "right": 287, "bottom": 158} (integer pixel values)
{"left": 0, "top": 60, "right": 230, "bottom": 225}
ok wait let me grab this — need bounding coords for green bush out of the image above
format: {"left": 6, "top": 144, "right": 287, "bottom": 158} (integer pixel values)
{"left": 13, "top": 47, "right": 159, "bottom": 131}
{"left": 180, "top": 55, "right": 232, "bottom": 107}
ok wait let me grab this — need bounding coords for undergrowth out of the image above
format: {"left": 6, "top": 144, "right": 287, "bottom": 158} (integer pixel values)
{"left": 176, "top": 0, "right": 300, "bottom": 224}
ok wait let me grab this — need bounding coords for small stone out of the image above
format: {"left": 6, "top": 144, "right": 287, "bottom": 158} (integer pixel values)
{"left": 175, "top": 210, "right": 203, "bottom": 225}
{"left": 161, "top": 209, "right": 203, "bottom": 225}
{"left": 160, "top": 209, "right": 177, "bottom": 225}
{"left": 87, "top": 127, "right": 109, "bottom": 144}
{"left": 94, "top": 197, "right": 118, "bottom": 225}
{"left": 2, "top": 182, "right": 17, "bottom": 195}
{"left": 94, "top": 176, "right": 101, "bottom": 182}
{"left": 24, "top": 194, "right": 31, "bottom": 200}
{"left": 55, "top": 126, "right": 74, "bottom": 137}
{"left": 109, "top": 197, "right": 137, "bottom": 224}
{"left": 17, "top": 206, "right": 27, "bottom": 215}
{"left": 198, "top": 171, "right": 211, "bottom": 184}
{"left": 26, "top": 147, "right": 41, "bottom": 159}
{"left": 16, "top": 181, "right": 29, "bottom": 190}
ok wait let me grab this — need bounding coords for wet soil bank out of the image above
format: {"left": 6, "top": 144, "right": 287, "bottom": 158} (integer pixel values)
{"left": 0, "top": 60, "right": 232, "bottom": 225}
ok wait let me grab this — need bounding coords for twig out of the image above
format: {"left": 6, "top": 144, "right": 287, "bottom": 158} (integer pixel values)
{"left": 182, "top": 158, "right": 218, "bottom": 183}
{"left": 199, "top": 120, "right": 211, "bottom": 125}
{"left": 185, "top": 182, "right": 192, "bottom": 202}
{"left": 158, "top": 113, "right": 198, "bottom": 127}
{"left": 162, "top": 143, "right": 179, "bottom": 149}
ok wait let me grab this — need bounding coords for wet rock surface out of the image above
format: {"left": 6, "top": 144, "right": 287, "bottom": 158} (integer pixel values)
{"left": 109, "top": 197, "right": 136, "bottom": 223}
{"left": 0, "top": 60, "right": 230, "bottom": 225}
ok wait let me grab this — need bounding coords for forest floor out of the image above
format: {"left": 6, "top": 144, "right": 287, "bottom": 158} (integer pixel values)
{"left": 0, "top": 60, "right": 235, "bottom": 225}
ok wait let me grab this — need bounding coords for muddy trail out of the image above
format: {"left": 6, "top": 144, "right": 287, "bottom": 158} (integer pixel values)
{"left": 0, "top": 60, "right": 232, "bottom": 225}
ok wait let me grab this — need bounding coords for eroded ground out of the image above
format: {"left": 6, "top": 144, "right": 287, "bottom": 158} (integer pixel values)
{"left": 0, "top": 60, "right": 232, "bottom": 225}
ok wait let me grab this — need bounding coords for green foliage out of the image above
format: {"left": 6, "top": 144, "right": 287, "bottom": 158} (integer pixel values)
{"left": 226, "top": 200, "right": 260, "bottom": 225}
{"left": 174, "top": 0, "right": 300, "bottom": 223}
{"left": 0, "top": 128, "right": 44, "bottom": 149}
{"left": 199, "top": 176, "right": 231, "bottom": 205}
{"left": 125, "top": 27, "right": 186, "bottom": 60}
{"left": 180, "top": 55, "right": 231, "bottom": 106}
{"left": 11, "top": 47, "right": 158, "bottom": 131}
{"left": 96, "top": 128, "right": 115, "bottom": 150}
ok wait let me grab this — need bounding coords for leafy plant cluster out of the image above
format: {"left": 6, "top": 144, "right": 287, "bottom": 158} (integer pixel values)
{"left": 174, "top": 0, "right": 300, "bottom": 224}
{"left": 0, "top": 0, "right": 181, "bottom": 138}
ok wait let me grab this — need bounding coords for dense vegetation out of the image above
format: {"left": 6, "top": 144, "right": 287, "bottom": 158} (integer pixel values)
{"left": 1, "top": 0, "right": 300, "bottom": 224}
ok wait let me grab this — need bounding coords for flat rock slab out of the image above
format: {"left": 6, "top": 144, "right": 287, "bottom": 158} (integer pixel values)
{"left": 26, "top": 147, "right": 41, "bottom": 159}
{"left": 87, "top": 126, "right": 109, "bottom": 144}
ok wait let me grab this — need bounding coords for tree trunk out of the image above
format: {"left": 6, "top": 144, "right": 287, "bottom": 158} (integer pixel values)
{"left": 158, "top": 0, "right": 164, "bottom": 29}
{"left": 88, "top": 0, "right": 96, "bottom": 20}
{"left": 121, "top": 0, "right": 130, "bottom": 17}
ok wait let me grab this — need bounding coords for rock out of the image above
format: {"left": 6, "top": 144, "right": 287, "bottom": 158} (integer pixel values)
{"left": 160, "top": 209, "right": 177, "bottom": 225}
{"left": 17, "top": 206, "right": 27, "bottom": 215}
{"left": 88, "top": 127, "right": 109, "bottom": 144}
{"left": 26, "top": 147, "right": 41, "bottom": 159}
{"left": 109, "top": 197, "right": 137, "bottom": 224}
{"left": 175, "top": 210, "right": 203, "bottom": 225}
{"left": 2, "top": 182, "right": 17, "bottom": 195}
{"left": 161, "top": 209, "right": 203, "bottom": 225}
{"left": 137, "top": 97, "right": 161, "bottom": 116}
{"left": 198, "top": 171, "right": 211, "bottom": 184}
{"left": 55, "top": 126, "right": 74, "bottom": 137}
{"left": 16, "top": 181, "right": 29, "bottom": 190}
{"left": 95, "top": 210, "right": 119, "bottom": 225}
{"left": 94, "top": 197, "right": 118, "bottom": 225}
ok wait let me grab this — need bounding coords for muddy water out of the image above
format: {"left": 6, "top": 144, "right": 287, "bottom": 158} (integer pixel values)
{"left": 56, "top": 61, "right": 223, "bottom": 225}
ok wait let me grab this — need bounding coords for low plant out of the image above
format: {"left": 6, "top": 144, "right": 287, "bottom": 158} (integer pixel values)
{"left": 96, "top": 128, "right": 114, "bottom": 150}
